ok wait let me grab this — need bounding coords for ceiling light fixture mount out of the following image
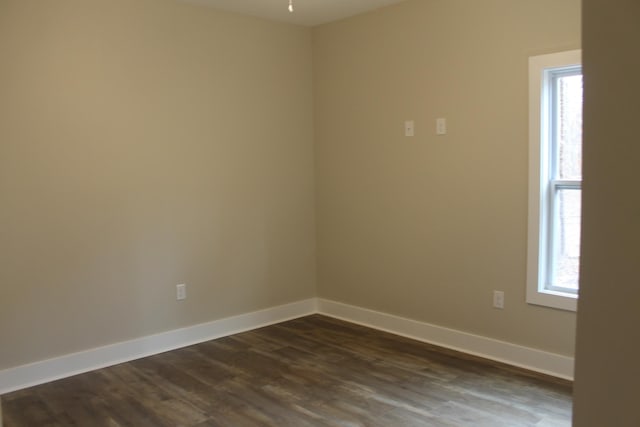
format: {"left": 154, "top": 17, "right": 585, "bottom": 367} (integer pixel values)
{"left": 288, "top": 0, "right": 294, "bottom": 13}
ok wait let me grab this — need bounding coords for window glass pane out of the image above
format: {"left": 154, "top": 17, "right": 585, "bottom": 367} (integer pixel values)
{"left": 556, "top": 74, "right": 583, "bottom": 180}
{"left": 551, "top": 188, "right": 581, "bottom": 290}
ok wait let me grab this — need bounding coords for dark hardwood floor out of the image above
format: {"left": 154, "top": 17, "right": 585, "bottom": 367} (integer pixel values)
{"left": 1, "top": 315, "right": 572, "bottom": 426}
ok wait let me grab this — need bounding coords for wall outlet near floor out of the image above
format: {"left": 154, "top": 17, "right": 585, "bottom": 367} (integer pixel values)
{"left": 176, "top": 283, "right": 187, "bottom": 301}
{"left": 493, "top": 290, "right": 505, "bottom": 309}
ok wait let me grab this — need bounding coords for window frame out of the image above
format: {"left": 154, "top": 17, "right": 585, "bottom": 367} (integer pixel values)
{"left": 527, "top": 49, "right": 582, "bottom": 312}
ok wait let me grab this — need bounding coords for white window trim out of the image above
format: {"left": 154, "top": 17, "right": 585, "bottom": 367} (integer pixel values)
{"left": 527, "top": 49, "right": 581, "bottom": 312}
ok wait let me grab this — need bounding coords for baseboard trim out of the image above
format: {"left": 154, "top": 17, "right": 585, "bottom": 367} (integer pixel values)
{"left": 1, "top": 296, "right": 573, "bottom": 394}
{"left": 316, "top": 298, "right": 574, "bottom": 381}
{"left": 0, "top": 298, "right": 317, "bottom": 395}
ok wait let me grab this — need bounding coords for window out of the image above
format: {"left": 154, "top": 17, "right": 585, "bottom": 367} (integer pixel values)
{"left": 527, "top": 50, "right": 582, "bottom": 311}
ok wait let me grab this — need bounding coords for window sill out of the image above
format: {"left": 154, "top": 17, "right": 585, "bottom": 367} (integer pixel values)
{"left": 526, "top": 288, "right": 577, "bottom": 312}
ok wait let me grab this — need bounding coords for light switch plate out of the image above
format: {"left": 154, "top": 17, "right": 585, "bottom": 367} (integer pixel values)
{"left": 405, "top": 120, "right": 415, "bottom": 137}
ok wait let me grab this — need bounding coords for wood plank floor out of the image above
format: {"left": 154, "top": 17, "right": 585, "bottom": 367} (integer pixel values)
{"left": 1, "top": 315, "right": 572, "bottom": 426}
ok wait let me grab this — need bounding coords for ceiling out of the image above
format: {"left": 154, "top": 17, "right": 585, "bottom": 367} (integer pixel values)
{"left": 180, "top": 0, "right": 407, "bottom": 27}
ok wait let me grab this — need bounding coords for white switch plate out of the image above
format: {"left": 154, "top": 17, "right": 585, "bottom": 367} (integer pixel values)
{"left": 405, "top": 120, "right": 415, "bottom": 137}
{"left": 436, "top": 118, "right": 447, "bottom": 135}
{"left": 493, "top": 290, "right": 504, "bottom": 309}
{"left": 176, "top": 283, "right": 187, "bottom": 301}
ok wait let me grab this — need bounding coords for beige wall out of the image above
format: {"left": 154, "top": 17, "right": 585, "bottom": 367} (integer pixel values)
{"left": 0, "top": 0, "right": 588, "bottom": 375}
{"left": 313, "top": 0, "right": 581, "bottom": 356}
{"left": 573, "top": 0, "right": 640, "bottom": 425}
{"left": 0, "top": 0, "right": 316, "bottom": 370}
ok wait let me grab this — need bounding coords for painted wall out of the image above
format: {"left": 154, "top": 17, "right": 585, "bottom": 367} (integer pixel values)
{"left": 573, "top": 0, "right": 640, "bottom": 425}
{"left": 0, "top": 0, "right": 316, "bottom": 371}
{"left": 313, "top": 0, "right": 581, "bottom": 356}
{"left": 0, "top": 0, "right": 587, "bottom": 376}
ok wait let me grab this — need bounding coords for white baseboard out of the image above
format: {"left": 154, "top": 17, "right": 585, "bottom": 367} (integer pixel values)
{"left": 0, "top": 298, "right": 317, "bottom": 395}
{"left": 317, "top": 298, "right": 574, "bottom": 380}
{"left": 0, "top": 296, "right": 573, "bottom": 395}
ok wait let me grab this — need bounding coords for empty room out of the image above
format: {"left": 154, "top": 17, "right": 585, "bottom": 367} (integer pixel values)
{"left": 0, "top": 0, "right": 638, "bottom": 426}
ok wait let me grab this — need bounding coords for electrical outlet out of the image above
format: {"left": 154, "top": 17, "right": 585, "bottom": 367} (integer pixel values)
{"left": 493, "top": 290, "right": 505, "bottom": 309}
{"left": 176, "top": 283, "right": 187, "bottom": 301}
